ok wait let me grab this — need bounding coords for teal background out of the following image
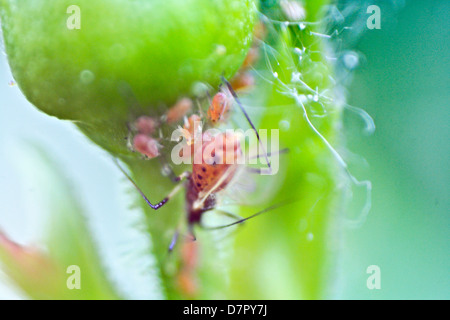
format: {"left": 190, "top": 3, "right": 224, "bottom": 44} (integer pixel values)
{"left": 340, "top": 0, "right": 449, "bottom": 299}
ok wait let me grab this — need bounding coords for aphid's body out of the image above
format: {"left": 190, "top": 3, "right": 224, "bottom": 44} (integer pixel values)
{"left": 116, "top": 78, "right": 287, "bottom": 299}
{"left": 135, "top": 116, "right": 157, "bottom": 135}
{"left": 113, "top": 20, "right": 276, "bottom": 295}
{"left": 207, "top": 92, "right": 231, "bottom": 123}
{"left": 166, "top": 97, "right": 193, "bottom": 124}
{"left": 186, "top": 131, "right": 242, "bottom": 226}
{"left": 119, "top": 78, "right": 276, "bottom": 250}
{"left": 133, "top": 133, "right": 160, "bottom": 159}
{"left": 185, "top": 176, "right": 216, "bottom": 225}
{"left": 131, "top": 98, "right": 193, "bottom": 159}
{"left": 229, "top": 71, "right": 255, "bottom": 92}
{"left": 176, "top": 241, "right": 198, "bottom": 297}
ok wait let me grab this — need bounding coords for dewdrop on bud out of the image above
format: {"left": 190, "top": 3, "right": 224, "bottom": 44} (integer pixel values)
{"left": 191, "top": 81, "right": 210, "bottom": 98}
{"left": 294, "top": 47, "right": 303, "bottom": 55}
{"left": 161, "top": 164, "right": 173, "bottom": 177}
{"left": 279, "top": 120, "right": 291, "bottom": 131}
{"left": 291, "top": 71, "right": 301, "bottom": 83}
{"left": 343, "top": 51, "right": 360, "bottom": 70}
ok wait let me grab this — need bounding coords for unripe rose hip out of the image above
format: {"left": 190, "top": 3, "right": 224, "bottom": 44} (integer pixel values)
{"left": 0, "top": 0, "right": 257, "bottom": 155}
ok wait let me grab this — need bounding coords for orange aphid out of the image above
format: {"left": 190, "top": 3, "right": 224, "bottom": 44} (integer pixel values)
{"left": 181, "top": 241, "right": 198, "bottom": 272}
{"left": 230, "top": 71, "right": 255, "bottom": 92}
{"left": 192, "top": 132, "right": 241, "bottom": 193}
{"left": 133, "top": 134, "right": 160, "bottom": 159}
{"left": 177, "top": 271, "right": 198, "bottom": 298}
{"left": 207, "top": 92, "right": 231, "bottom": 123}
{"left": 176, "top": 241, "right": 199, "bottom": 297}
{"left": 166, "top": 97, "right": 193, "bottom": 124}
{"left": 253, "top": 20, "right": 267, "bottom": 41}
{"left": 241, "top": 47, "right": 259, "bottom": 70}
{"left": 228, "top": 24, "right": 262, "bottom": 92}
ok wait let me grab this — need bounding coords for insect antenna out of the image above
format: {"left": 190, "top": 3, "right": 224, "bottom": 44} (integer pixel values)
{"left": 221, "top": 76, "right": 272, "bottom": 173}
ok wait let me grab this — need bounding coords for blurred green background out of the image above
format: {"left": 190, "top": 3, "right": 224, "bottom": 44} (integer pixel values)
{"left": 339, "top": 0, "right": 449, "bottom": 299}
{"left": 0, "top": 0, "right": 448, "bottom": 299}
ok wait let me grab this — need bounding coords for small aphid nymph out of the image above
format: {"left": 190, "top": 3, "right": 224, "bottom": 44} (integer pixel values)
{"left": 166, "top": 97, "right": 193, "bottom": 124}
{"left": 207, "top": 92, "right": 231, "bottom": 123}
{"left": 135, "top": 116, "right": 158, "bottom": 135}
{"left": 133, "top": 133, "right": 160, "bottom": 159}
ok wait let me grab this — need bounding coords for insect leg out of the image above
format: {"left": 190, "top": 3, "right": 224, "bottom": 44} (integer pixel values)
{"left": 157, "top": 150, "right": 194, "bottom": 184}
{"left": 246, "top": 148, "right": 290, "bottom": 175}
{"left": 168, "top": 229, "right": 180, "bottom": 252}
{"left": 221, "top": 76, "right": 272, "bottom": 171}
{"left": 168, "top": 227, "right": 196, "bottom": 252}
{"left": 249, "top": 147, "right": 290, "bottom": 160}
{"left": 201, "top": 201, "right": 291, "bottom": 230}
{"left": 200, "top": 210, "right": 245, "bottom": 230}
{"left": 215, "top": 210, "right": 245, "bottom": 221}
{"left": 114, "top": 158, "right": 189, "bottom": 210}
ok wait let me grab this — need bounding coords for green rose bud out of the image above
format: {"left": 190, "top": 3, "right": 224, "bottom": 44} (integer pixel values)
{"left": 0, "top": 0, "right": 256, "bottom": 154}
